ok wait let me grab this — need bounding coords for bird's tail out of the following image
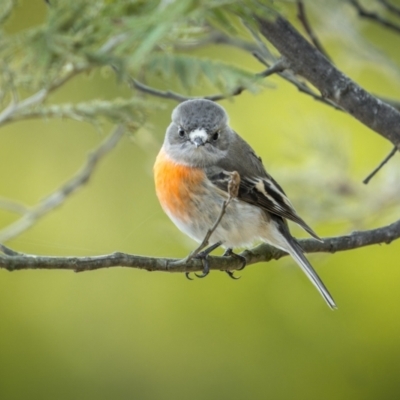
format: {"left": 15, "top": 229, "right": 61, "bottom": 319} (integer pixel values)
{"left": 284, "top": 235, "right": 337, "bottom": 309}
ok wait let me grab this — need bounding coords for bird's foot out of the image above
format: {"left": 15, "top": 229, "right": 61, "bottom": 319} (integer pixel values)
{"left": 184, "top": 241, "right": 222, "bottom": 279}
{"left": 222, "top": 248, "right": 247, "bottom": 280}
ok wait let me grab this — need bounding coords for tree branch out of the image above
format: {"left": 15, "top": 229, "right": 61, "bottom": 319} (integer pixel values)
{"left": 256, "top": 14, "right": 400, "bottom": 149}
{"left": 130, "top": 79, "right": 191, "bottom": 102}
{"left": 0, "top": 125, "right": 125, "bottom": 242}
{"left": 363, "top": 146, "right": 398, "bottom": 184}
{"left": 350, "top": 0, "right": 400, "bottom": 33}
{"left": 1, "top": 218, "right": 399, "bottom": 272}
{"left": 202, "top": 26, "right": 400, "bottom": 115}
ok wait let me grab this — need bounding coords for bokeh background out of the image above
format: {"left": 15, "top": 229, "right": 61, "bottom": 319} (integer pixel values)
{"left": 1, "top": 1, "right": 400, "bottom": 399}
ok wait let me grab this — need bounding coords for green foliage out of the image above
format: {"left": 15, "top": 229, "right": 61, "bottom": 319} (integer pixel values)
{"left": 146, "top": 53, "right": 262, "bottom": 93}
{"left": 0, "top": 0, "right": 278, "bottom": 127}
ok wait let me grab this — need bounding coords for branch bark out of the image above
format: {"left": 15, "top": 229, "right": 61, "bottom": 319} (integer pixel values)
{"left": 256, "top": 14, "right": 400, "bottom": 149}
{"left": 1, "top": 218, "right": 399, "bottom": 273}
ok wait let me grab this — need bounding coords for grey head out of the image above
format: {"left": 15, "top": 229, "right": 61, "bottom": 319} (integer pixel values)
{"left": 164, "top": 99, "right": 233, "bottom": 167}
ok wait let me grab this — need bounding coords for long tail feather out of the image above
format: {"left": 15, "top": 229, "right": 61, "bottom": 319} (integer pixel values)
{"left": 286, "top": 236, "right": 336, "bottom": 309}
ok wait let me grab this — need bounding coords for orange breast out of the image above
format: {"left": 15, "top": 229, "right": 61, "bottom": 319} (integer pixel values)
{"left": 154, "top": 148, "right": 205, "bottom": 221}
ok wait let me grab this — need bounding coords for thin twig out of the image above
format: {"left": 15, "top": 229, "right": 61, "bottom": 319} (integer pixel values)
{"left": 191, "top": 171, "right": 240, "bottom": 257}
{"left": 257, "top": 58, "right": 288, "bottom": 77}
{"left": 252, "top": 52, "right": 269, "bottom": 67}
{"left": 296, "top": 0, "right": 332, "bottom": 61}
{"left": 349, "top": 0, "right": 400, "bottom": 33}
{"left": 363, "top": 146, "right": 397, "bottom": 184}
{"left": 0, "top": 243, "right": 22, "bottom": 256}
{"left": 130, "top": 79, "right": 191, "bottom": 102}
{"left": 0, "top": 125, "right": 126, "bottom": 243}
{"left": 190, "top": 199, "right": 231, "bottom": 257}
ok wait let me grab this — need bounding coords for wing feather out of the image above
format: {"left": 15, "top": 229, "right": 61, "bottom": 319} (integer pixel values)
{"left": 206, "top": 169, "right": 321, "bottom": 241}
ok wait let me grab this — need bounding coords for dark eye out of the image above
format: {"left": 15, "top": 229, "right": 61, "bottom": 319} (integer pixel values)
{"left": 178, "top": 128, "right": 185, "bottom": 138}
{"left": 212, "top": 131, "right": 220, "bottom": 141}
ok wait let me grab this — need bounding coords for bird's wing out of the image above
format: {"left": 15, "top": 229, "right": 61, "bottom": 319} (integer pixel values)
{"left": 206, "top": 167, "right": 322, "bottom": 241}
{"left": 207, "top": 129, "right": 321, "bottom": 240}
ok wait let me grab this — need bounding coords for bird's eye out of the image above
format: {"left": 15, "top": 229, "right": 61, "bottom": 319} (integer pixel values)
{"left": 178, "top": 128, "right": 185, "bottom": 138}
{"left": 212, "top": 131, "right": 220, "bottom": 141}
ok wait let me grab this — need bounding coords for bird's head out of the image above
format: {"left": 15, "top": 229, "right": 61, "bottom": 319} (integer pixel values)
{"left": 164, "top": 99, "right": 232, "bottom": 167}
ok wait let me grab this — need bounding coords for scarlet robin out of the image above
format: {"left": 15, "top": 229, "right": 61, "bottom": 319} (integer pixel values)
{"left": 154, "top": 99, "right": 336, "bottom": 309}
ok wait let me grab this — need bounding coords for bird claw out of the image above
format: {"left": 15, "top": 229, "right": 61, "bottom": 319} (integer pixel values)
{"left": 236, "top": 257, "right": 247, "bottom": 271}
{"left": 225, "top": 270, "right": 241, "bottom": 280}
{"left": 184, "top": 242, "right": 222, "bottom": 280}
{"left": 185, "top": 272, "right": 194, "bottom": 280}
{"left": 194, "top": 271, "right": 208, "bottom": 278}
{"left": 194, "top": 250, "right": 210, "bottom": 278}
{"left": 222, "top": 248, "right": 247, "bottom": 277}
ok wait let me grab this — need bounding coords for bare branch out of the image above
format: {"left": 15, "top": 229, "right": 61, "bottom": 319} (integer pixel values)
{"left": 0, "top": 243, "right": 22, "bottom": 256}
{"left": 363, "top": 146, "right": 397, "bottom": 184}
{"left": 296, "top": 0, "right": 332, "bottom": 61}
{"left": 1, "top": 218, "right": 399, "bottom": 273}
{"left": 0, "top": 125, "right": 125, "bottom": 242}
{"left": 130, "top": 79, "right": 191, "bottom": 102}
{"left": 257, "top": 58, "right": 288, "bottom": 78}
{"left": 349, "top": 0, "right": 400, "bottom": 33}
{"left": 190, "top": 199, "right": 231, "bottom": 257}
{"left": 257, "top": 14, "right": 400, "bottom": 149}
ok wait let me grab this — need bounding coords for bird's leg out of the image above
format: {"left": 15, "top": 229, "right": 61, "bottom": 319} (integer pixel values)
{"left": 192, "top": 241, "right": 222, "bottom": 278}
{"left": 222, "top": 248, "right": 247, "bottom": 280}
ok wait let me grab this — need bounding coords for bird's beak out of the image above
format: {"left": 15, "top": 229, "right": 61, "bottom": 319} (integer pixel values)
{"left": 189, "top": 128, "right": 207, "bottom": 147}
{"left": 192, "top": 136, "right": 205, "bottom": 147}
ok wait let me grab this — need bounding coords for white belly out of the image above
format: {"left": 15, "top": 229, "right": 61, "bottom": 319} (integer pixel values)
{"left": 164, "top": 190, "right": 270, "bottom": 249}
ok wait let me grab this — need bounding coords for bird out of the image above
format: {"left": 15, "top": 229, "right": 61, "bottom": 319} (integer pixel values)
{"left": 154, "top": 98, "right": 336, "bottom": 309}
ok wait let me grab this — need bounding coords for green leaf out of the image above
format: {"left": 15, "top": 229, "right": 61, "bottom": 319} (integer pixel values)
{"left": 145, "top": 53, "right": 262, "bottom": 94}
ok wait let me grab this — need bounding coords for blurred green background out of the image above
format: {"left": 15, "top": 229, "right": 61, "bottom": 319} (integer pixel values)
{"left": 1, "top": 1, "right": 400, "bottom": 399}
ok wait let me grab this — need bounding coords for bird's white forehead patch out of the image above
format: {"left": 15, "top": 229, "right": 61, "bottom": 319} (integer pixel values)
{"left": 189, "top": 128, "right": 207, "bottom": 142}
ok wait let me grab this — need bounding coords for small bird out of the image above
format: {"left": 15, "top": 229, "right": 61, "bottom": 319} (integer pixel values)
{"left": 154, "top": 99, "right": 336, "bottom": 309}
